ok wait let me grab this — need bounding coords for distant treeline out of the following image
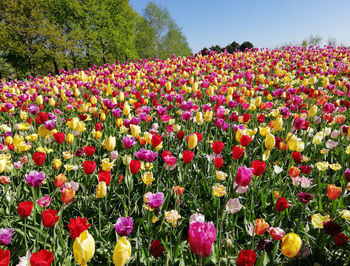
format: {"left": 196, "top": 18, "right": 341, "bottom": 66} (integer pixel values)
{"left": 198, "top": 41, "right": 254, "bottom": 55}
{"left": 0, "top": 0, "right": 191, "bottom": 79}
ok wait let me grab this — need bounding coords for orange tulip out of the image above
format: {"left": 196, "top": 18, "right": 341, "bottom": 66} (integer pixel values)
{"left": 61, "top": 188, "right": 75, "bottom": 203}
{"left": 327, "top": 184, "right": 342, "bottom": 200}
{"left": 255, "top": 219, "right": 269, "bottom": 235}
{"left": 288, "top": 167, "right": 300, "bottom": 178}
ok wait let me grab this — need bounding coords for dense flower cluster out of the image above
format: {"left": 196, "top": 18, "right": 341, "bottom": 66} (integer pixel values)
{"left": 0, "top": 46, "right": 350, "bottom": 265}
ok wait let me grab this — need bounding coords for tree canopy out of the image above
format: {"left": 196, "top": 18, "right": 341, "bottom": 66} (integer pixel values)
{"left": 0, "top": 0, "right": 192, "bottom": 79}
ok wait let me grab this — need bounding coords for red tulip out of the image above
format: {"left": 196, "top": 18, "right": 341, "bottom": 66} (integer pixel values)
{"left": 82, "top": 161, "right": 96, "bottom": 175}
{"left": 151, "top": 134, "right": 162, "bottom": 148}
{"left": 275, "top": 197, "right": 290, "bottom": 212}
{"left": 83, "top": 145, "right": 96, "bottom": 156}
{"left": 188, "top": 221, "right": 216, "bottom": 258}
{"left": 130, "top": 160, "right": 141, "bottom": 175}
{"left": 236, "top": 249, "right": 256, "bottom": 266}
{"left": 17, "top": 201, "right": 34, "bottom": 218}
{"left": 240, "top": 135, "right": 252, "bottom": 147}
{"left": 150, "top": 240, "right": 165, "bottom": 258}
{"left": 212, "top": 141, "right": 224, "bottom": 154}
{"left": 251, "top": 160, "right": 266, "bottom": 176}
{"left": 0, "top": 249, "right": 10, "bottom": 266}
{"left": 232, "top": 146, "right": 244, "bottom": 160}
{"left": 41, "top": 209, "right": 59, "bottom": 227}
{"left": 68, "top": 217, "right": 91, "bottom": 240}
{"left": 53, "top": 132, "right": 65, "bottom": 144}
{"left": 182, "top": 150, "right": 194, "bottom": 163}
{"left": 33, "top": 152, "right": 46, "bottom": 166}
{"left": 30, "top": 249, "right": 54, "bottom": 266}
{"left": 292, "top": 152, "right": 302, "bottom": 164}
{"left": 214, "top": 157, "right": 223, "bottom": 169}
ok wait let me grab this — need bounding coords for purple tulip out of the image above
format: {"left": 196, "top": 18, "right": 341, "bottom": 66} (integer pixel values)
{"left": 25, "top": 170, "right": 46, "bottom": 187}
{"left": 122, "top": 136, "right": 137, "bottom": 149}
{"left": 134, "top": 149, "right": 158, "bottom": 162}
{"left": 0, "top": 228, "right": 14, "bottom": 245}
{"left": 344, "top": 168, "right": 350, "bottom": 182}
{"left": 188, "top": 221, "right": 216, "bottom": 257}
{"left": 114, "top": 217, "right": 133, "bottom": 236}
{"left": 147, "top": 192, "right": 164, "bottom": 209}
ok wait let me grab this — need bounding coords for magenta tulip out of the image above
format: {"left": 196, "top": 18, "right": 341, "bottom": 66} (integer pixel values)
{"left": 188, "top": 221, "right": 216, "bottom": 257}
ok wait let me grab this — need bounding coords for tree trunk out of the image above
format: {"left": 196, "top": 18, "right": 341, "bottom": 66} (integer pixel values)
{"left": 53, "top": 57, "right": 59, "bottom": 75}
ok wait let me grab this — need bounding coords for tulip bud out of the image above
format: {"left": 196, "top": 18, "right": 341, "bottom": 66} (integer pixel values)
{"left": 66, "top": 133, "right": 74, "bottom": 144}
{"left": 53, "top": 159, "right": 62, "bottom": 170}
{"left": 73, "top": 231, "right": 95, "bottom": 265}
{"left": 113, "top": 237, "right": 131, "bottom": 266}
{"left": 188, "top": 134, "right": 198, "bottom": 150}
{"left": 96, "top": 181, "right": 107, "bottom": 199}
{"left": 123, "top": 103, "right": 130, "bottom": 116}
{"left": 102, "top": 136, "right": 116, "bottom": 152}
{"left": 281, "top": 233, "right": 302, "bottom": 258}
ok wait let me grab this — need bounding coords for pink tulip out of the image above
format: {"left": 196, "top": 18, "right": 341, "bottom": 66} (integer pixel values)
{"left": 188, "top": 221, "right": 216, "bottom": 257}
{"left": 269, "top": 227, "right": 285, "bottom": 241}
{"left": 235, "top": 165, "right": 253, "bottom": 187}
{"left": 225, "top": 198, "right": 242, "bottom": 214}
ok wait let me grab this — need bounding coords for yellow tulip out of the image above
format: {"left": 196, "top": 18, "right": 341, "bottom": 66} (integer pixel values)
{"left": 309, "top": 105, "right": 317, "bottom": 117}
{"left": 96, "top": 181, "right": 107, "bottom": 199}
{"left": 130, "top": 125, "right": 141, "bottom": 138}
{"left": 204, "top": 110, "right": 213, "bottom": 122}
{"left": 265, "top": 133, "right": 275, "bottom": 150}
{"left": 102, "top": 136, "right": 116, "bottom": 151}
{"left": 144, "top": 132, "right": 152, "bottom": 145}
{"left": 195, "top": 112, "right": 203, "bottom": 125}
{"left": 116, "top": 118, "right": 123, "bottom": 128}
{"left": 66, "top": 133, "right": 74, "bottom": 144}
{"left": 73, "top": 231, "right": 95, "bottom": 265}
{"left": 188, "top": 134, "right": 198, "bottom": 150}
{"left": 123, "top": 103, "right": 130, "bottom": 116}
{"left": 101, "top": 158, "right": 114, "bottom": 172}
{"left": 38, "top": 125, "right": 50, "bottom": 137}
{"left": 113, "top": 237, "right": 131, "bottom": 266}
{"left": 119, "top": 92, "right": 125, "bottom": 102}
{"left": 281, "top": 233, "right": 302, "bottom": 258}
{"left": 311, "top": 213, "right": 330, "bottom": 228}
{"left": 273, "top": 117, "right": 283, "bottom": 132}
{"left": 100, "top": 113, "right": 106, "bottom": 121}
{"left": 340, "top": 210, "right": 350, "bottom": 221}
{"left": 0, "top": 158, "right": 6, "bottom": 173}
{"left": 36, "top": 95, "right": 43, "bottom": 105}
{"left": 53, "top": 159, "right": 62, "bottom": 170}
{"left": 141, "top": 172, "right": 155, "bottom": 186}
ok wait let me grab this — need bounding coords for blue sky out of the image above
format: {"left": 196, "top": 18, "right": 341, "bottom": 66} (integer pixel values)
{"left": 130, "top": 0, "right": 350, "bottom": 53}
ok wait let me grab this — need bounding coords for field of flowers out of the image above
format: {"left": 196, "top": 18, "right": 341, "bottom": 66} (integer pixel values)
{"left": 0, "top": 46, "right": 350, "bottom": 265}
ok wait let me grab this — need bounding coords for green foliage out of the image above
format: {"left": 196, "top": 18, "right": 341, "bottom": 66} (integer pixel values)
{"left": 143, "top": 2, "right": 191, "bottom": 59}
{"left": 0, "top": 0, "right": 191, "bottom": 78}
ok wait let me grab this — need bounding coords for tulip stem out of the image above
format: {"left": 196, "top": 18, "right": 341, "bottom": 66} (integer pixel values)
{"left": 98, "top": 200, "right": 102, "bottom": 237}
{"left": 199, "top": 256, "right": 202, "bottom": 266}
{"left": 24, "top": 218, "right": 28, "bottom": 250}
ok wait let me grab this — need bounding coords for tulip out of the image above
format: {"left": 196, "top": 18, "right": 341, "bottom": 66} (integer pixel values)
{"left": 73, "top": 231, "right": 95, "bottom": 265}
{"left": 188, "top": 134, "right": 198, "bottom": 150}
{"left": 113, "top": 237, "right": 131, "bottom": 266}
{"left": 114, "top": 217, "right": 133, "bottom": 236}
{"left": 53, "top": 158, "right": 62, "bottom": 170}
{"left": 235, "top": 165, "right": 253, "bottom": 187}
{"left": 0, "top": 228, "right": 13, "bottom": 245}
{"left": 327, "top": 184, "right": 342, "bottom": 200}
{"left": 66, "top": 133, "right": 74, "bottom": 144}
{"left": 130, "top": 125, "right": 141, "bottom": 138}
{"left": 96, "top": 181, "right": 107, "bottom": 199}
{"left": 225, "top": 198, "right": 242, "bottom": 214}
{"left": 269, "top": 227, "right": 285, "bottom": 241}
{"left": 0, "top": 158, "right": 6, "bottom": 173}
{"left": 254, "top": 219, "right": 269, "bottom": 235}
{"left": 102, "top": 136, "right": 116, "bottom": 151}
{"left": 188, "top": 221, "right": 216, "bottom": 257}
{"left": 281, "top": 233, "right": 302, "bottom": 258}
{"left": 265, "top": 133, "right": 275, "bottom": 150}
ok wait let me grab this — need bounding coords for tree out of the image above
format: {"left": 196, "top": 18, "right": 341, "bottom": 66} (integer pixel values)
{"left": 327, "top": 36, "right": 337, "bottom": 47}
{"left": 0, "top": 0, "right": 66, "bottom": 77}
{"left": 135, "top": 16, "right": 157, "bottom": 59}
{"left": 224, "top": 41, "right": 240, "bottom": 53}
{"left": 239, "top": 41, "right": 254, "bottom": 51}
{"left": 209, "top": 45, "right": 222, "bottom": 53}
{"left": 302, "top": 34, "right": 323, "bottom": 47}
{"left": 143, "top": 2, "right": 191, "bottom": 59}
